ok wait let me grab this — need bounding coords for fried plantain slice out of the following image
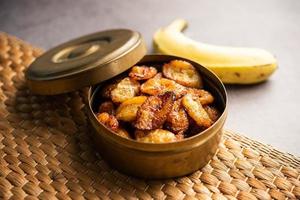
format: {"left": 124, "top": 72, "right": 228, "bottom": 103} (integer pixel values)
{"left": 187, "top": 88, "right": 214, "bottom": 105}
{"left": 165, "top": 99, "right": 189, "bottom": 135}
{"left": 204, "top": 105, "right": 221, "bottom": 122}
{"left": 134, "top": 92, "right": 175, "bottom": 130}
{"left": 111, "top": 77, "right": 140, "bottom": 103}
{"left": 182, "top": 93, "right": 213, "bottom": 128}
{"left": 135, "top": 129, "right": 177, "bottom": 143}
{"left": 98, "top": 101, "right": 115, "bottom": 115}
{"left": 129, "top": 66, "right": 157, "bottom": 80}
{"left": 97, "top": 112, "right": 131, "bottom": 139}
{"left": 116, "top": 96, "right": 147, "bottom": 122}
{"left": 155, "top": 92, "right": 176, "bottom": 126}
{"left": 163, "top": 60, "right": 203, "bottom": 88}
{"left": 134, "top": 95, "right": 161, "bottom": 130}
{"left": 140, "top": 73, "right": 163, "bottom": 95}
{"left": 140, "top": 73, "right": 186, "bottom": 98}
{"left": 97, "top": 112, "right": 119, "bottom": 131}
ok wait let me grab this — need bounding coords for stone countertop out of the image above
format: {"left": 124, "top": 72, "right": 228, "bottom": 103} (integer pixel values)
{"left": 1, "top": 0, "right": 299, "bottom": 155}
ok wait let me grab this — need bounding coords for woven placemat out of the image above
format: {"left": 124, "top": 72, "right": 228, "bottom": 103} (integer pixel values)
{"left": 0, "top": 32, "right": 299, "bottom": 200}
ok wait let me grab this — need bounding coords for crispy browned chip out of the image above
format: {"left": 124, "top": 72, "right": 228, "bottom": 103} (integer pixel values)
{"left": 97, "top": 112, "right": 131, "bottom": 139}
{"left": 204, "top": 105, "right": 221, "bottom": 122}
{"left": 111, "top": 77, "right": 140, "bottom": 103}
{"left": 98, "top": 101, "right": 115, "bottom": 115}
{"left": 182, "top": 93, "right": 213, "bottom": 128}
{"left": 156, "top": 92, "right": 176, "bottom": 125}
{"left": 140, "top": 73, "right": 186, "bottom": 98}
{"left": 165, "top": 99, "right": 189, "bottom": 135}
{"left": 187, "top": 88, "right": 214, "bottom": 105}
{"left": 134, "top": 96, "right": 161, "bottom": 130}
{"left": 134, "top": 92, "right": 175, "bottom": 130}
{"left": 135, "top": 129, "right": 177, "bottom": 143}
{"left": 97, "top": 112, "right": 119, "bottom": 131}
{"left": 163, "top": 60, "right": 203, "bottom": 88}
{"left": 129, "top": 66, "right": 158, "bottom": 80}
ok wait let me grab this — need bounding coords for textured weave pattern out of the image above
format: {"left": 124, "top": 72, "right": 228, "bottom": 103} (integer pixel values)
{"left": 0, "top": 32, "right": 299, "bottom": 200}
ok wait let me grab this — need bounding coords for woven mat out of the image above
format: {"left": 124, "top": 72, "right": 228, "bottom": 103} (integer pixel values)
{"left": 0, "top": 32, "right": 299, "bottom": 200}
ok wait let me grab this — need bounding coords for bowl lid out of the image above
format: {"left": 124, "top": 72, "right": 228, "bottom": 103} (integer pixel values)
{"left": 25, "top": 29, "right": 147, "bottom": 95}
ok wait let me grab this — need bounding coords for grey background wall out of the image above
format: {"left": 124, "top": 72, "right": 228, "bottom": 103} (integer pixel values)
{"left": 1, "top": 0, "right": 299, "bottom": 155}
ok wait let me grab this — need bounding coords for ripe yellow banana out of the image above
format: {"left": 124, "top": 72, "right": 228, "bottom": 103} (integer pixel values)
{"left": 153, "top": 19, "right": 277, "bottom": 84}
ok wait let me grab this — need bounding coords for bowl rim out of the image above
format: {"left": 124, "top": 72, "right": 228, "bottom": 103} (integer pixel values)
{"left": 87, "top": 54, "right": 228, "bottom": 152}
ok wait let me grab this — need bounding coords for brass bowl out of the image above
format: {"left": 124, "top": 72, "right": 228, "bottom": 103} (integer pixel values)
{"left": 87, "top": 55, "right": 227, "bottom": 179}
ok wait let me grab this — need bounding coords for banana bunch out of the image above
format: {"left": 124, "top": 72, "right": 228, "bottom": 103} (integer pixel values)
{"left": 153, "top": 19, "right": 277, "bottom": 84}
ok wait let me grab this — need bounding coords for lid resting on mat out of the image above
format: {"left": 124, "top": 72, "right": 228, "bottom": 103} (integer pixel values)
{"left": 25, "top": 29, "right": 147, "bottom": 95}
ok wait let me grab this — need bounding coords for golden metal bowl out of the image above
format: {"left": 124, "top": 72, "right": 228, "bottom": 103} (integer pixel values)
{"left": 87, "top": 55, "right": 227, "bottom": 179}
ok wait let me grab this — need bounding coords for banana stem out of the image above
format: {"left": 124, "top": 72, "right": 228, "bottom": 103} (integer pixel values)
{"left": 166, "top": 19, "right": 188, "bottom": 32}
